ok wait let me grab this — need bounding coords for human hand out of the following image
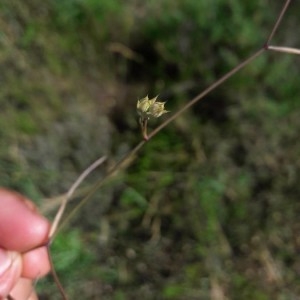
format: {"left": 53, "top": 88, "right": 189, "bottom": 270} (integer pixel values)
{"left": 0, "top": 189, "right": 51, "bottom": 300}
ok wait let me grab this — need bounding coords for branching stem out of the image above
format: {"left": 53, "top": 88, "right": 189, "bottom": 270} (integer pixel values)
{"left": 47, "top": 1, "right": 293, "bottom": 299}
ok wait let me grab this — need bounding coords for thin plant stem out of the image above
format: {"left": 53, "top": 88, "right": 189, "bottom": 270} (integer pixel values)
{"left": 47, "top": 157, "right": 107, "bottom": 300}
{"left": 47, "top": 244, "right": 69, "bottom": 300}
{"left": 268, "top": 45, "right": 300, "bottom": 55}
{"left": 265, "top": 0, "right": 291, "bottom": 45}
{"left": 49, "top": 156, "right": 107, "bottom": 240}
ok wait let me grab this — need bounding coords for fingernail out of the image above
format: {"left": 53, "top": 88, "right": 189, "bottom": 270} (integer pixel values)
{"left": 0, "top": 249, "right": 12, "bottom": 275}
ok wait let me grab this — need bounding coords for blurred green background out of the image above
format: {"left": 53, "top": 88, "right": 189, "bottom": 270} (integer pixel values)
{"left": 1, "top": 0, "right": 300, "bottom": 299}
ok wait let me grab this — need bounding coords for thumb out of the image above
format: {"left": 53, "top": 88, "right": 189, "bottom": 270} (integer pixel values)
{"left": 0, "top": 249, "right": 22, "bottom": 299}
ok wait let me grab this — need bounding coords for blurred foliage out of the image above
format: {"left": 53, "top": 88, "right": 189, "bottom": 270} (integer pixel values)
{"left": 1, "top": 0, "right": 300, "bottom": 299}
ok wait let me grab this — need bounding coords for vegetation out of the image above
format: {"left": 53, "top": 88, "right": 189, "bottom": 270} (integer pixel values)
{"left": 1, "top": 0, "right": 300, "bottom": 299}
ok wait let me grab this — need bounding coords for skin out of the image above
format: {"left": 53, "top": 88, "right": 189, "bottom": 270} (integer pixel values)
{"left": 0, "top": 189, "right": 51, "bottom": 300}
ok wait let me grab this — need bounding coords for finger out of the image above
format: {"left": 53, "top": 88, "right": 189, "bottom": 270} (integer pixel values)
{"left": 22, "top": 246, "right": 51, "bottom": 279}
{"left": 0, "top": 189, "right": 50, "bottom": 252}
{"left": 0, "top": 250, "right": 22, "bottom": 299}
{"left": 10, "top": 278, "right": 38, "bottom": 300}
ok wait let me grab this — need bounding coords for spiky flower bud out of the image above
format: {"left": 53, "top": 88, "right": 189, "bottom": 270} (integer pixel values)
{"left": 137, "top": 95, "right": 169, "bottom": 140}
{"left": 149, "top": 101, "right": 168, "bottom": 118}
{"left": 137, "top": 95, "right": 152, "bottom": 118}
{"left": 137, "top": 95, "right": 168, "bottom": 119}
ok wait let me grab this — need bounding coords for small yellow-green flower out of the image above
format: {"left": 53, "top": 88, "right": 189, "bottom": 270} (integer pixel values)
{"left": 137, "top": 95, "right": 168, "bottom": 119}
{"left": 137, "top": 95, "right": 169, "bottom": 140}
{"left": 137, "top": 95, "right": 151, "bottom": 118}
{"left": 149, "top": 101, "right": 168, "bottom": 118}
